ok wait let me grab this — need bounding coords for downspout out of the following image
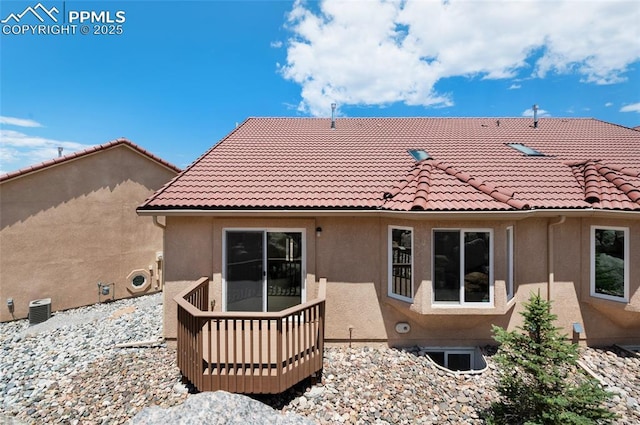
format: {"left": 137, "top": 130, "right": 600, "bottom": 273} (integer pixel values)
{"left": 152, "top": 216, "right": 166, "bottom": 290}
{"left": 152, "top": 215, "right": 166, "bottom": 230}
{"left": 547, "top": 216, "right": 566, "bottom": 302}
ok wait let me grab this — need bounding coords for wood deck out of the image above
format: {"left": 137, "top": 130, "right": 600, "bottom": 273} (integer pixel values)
{"left": 175, "top": 277, "right": 325, "bottom": 394}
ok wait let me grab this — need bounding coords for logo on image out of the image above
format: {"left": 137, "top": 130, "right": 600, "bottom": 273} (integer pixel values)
{"left": 1, "top": 2, "right": 126, "bottom": 36}
{"left": 1, "top": 2, "right": 59, "bottom": 23}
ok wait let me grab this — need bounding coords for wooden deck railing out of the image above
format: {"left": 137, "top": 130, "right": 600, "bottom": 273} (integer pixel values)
{"left": 174, "top": 277, "right": 325, "bottom": 394}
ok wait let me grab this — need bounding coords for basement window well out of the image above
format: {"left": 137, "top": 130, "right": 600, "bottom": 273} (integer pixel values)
{"left": 421, "top": 347, "right": 487, "bottom": 374}
{"left": 506, "top": 143, "right": 545, "bottom": 156}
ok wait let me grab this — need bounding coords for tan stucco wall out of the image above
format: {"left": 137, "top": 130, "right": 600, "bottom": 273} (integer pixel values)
{"left": 163, "top": 213, "right": 640, "bottom": 347}
{"left": 163, "top": 217, "right": 317, "bottom": 339}
{"left": 0, "top": 145, "right": 177, "bottom": 321}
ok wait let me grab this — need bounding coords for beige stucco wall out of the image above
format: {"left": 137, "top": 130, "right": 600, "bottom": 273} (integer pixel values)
{"left": 163, "top": 217, "right": 318, "bottom": 339}
{"left": 0, "top": 145, "right": 177, "bottom": 322}
{"left": 163, "top": 213, "right": 640, "bottom": 347}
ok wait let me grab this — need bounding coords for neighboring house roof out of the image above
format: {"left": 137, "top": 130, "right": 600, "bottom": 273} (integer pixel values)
{"left": 139, "top": 118, "right": 640, "bottom": 212}
{"left": 0, "top": 138, "right": 181, "bottom": 182}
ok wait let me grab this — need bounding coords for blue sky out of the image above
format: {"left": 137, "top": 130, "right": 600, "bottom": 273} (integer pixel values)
{"left": 1, "top": 0, "right": 639, "bottom": 173}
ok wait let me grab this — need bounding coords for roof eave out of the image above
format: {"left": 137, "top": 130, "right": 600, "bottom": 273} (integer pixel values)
{"left": 136, "top": 207, "right": 640, "bottom": 220}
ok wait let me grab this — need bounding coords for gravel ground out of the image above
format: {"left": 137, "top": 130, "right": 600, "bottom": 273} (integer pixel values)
{"left": 261, "top": 345, "right": 639, "bottom": 424}
{"left": 1, "top": 294, "right": 638, "bottom": 424}
{"left": 0, "top": 294, "right": 189, "bottom": 425}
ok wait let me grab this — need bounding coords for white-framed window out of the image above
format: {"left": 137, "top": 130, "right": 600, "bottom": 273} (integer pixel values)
{"left": 423, "top": 348, "right": 477, "bottom": 372}
{"left": 506, "top": 226, "right": 514, "bottom": 301}
{"left": 432, "top": 229, "right": 493, "bottom": 305}
{"left": 590, "top": 226, "right": 629, "bottom": 303}
{"left": 388, "top": 226, "right": 413, "bottom": 302}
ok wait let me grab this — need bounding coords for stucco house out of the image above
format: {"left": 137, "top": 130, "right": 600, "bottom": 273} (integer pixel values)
{"left": 0, "top": 138, "right": 180, "bottom": 322}
{"left": 137, "top": 117, "right": 639, "bottom": 393}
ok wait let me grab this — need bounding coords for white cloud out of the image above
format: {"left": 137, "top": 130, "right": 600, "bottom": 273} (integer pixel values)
{"left": 0, "top": 129, "right": 92, "bottom": 174}
{"left": 605, "top": 102, "right": 613, "bottom": 107}
{"left": 508, "top": 84, "right": 521, "bottom": 90}
{"left": 620, "top": 102, "right": 640, "bottom": 113}
{"left": 281, "top": 0, "right": 640, "bottom": 116}
{"left": 522, "top": 107, "right": 550, "bottom": 117}
{"left": 0, "top": 115, "right": 43, "bottom": 127}
{"left": 270, "top": 40, "right": 283, "bottom": 48}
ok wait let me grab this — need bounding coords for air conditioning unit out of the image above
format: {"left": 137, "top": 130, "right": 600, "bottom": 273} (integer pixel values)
{"left": 29, "top": 298, "right": 52, "bottom": 325}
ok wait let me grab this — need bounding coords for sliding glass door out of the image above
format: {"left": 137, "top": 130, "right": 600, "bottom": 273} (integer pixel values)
{"left": 226, "top": 231, "right": 264, "bottom": 311}
{"left": 225, "top": 230, "right": 304, "bottom": 312}
{"left": 266, "top": 232, "right": 303, "bottom": 311}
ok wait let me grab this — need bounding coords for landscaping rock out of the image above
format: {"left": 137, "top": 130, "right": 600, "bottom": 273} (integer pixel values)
{"left": 131, "top": 391, "right": 315, "bottom": 424}
{"left": 0, "top": 293, "right": 637, "bottom": 424}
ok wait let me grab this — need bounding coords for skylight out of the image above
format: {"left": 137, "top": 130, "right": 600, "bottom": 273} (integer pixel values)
{"left": 507, "top": 143, "right": 545, "bottom": 156}
{"left": 408, "top": 149, "right": 431, "bottom": 161}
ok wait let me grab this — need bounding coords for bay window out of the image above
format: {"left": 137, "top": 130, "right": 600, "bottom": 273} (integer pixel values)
{"left": 433, "top": 229, "right": 493, "bottom": 305}
{"left": 591, "top": 226, "right": 628, "bottom": 302}
{"left": 389, "top": 226, "right": 413, "bottom": 301}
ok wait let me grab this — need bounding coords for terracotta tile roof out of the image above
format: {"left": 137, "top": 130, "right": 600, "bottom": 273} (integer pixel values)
{"left": 0, "top": 138, "right": 181, "bottom": 182}
{"left": 139, "top": 118, "right": 640, "bottom": 212}
{"left": 565, "top": 160, "right": 640, "bottom": 205}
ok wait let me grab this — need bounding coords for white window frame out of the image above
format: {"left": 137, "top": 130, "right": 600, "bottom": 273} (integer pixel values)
{"left": 432, "top": 228, "right": 494, "bottom": 307}
{"left": 423, "top": 347, "right": 476, "bottom": 371}
{"left": 590, "top": 226, "right": 629, "bottom": 303}
{"left": 222, "top": 227, "right": 307, "bottom": 312}
{"left": 388, "top": 225, "right": 414, "bottom": 302}
{"left": 506, "top": 226, "right": 514, "bottom": 301}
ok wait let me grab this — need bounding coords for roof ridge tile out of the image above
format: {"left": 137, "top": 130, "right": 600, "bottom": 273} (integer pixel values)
{"left": 567, "top": 160, "right": 640, "bottom": 206}
{"left": 387, "top": 164, "right": 421, "bottom": 199}
{"left": 583, "top": 162, "right": 602, "bottom": 204}
{"left": 411, "top": 162, "right": 431, "bottom": 210}
{"left": 432, "top": 160, "right": 528, "bottom": 210}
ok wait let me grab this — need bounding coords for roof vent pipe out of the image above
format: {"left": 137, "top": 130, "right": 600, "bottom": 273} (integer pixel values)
{"left": 533, "top": 104, "right": 539, "bottom": 128}
{"left": 58, "top": 147, "right": 63, "bottom": 157}
{"left": 330, "top": 103, "right": 336, "bottom": 129}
